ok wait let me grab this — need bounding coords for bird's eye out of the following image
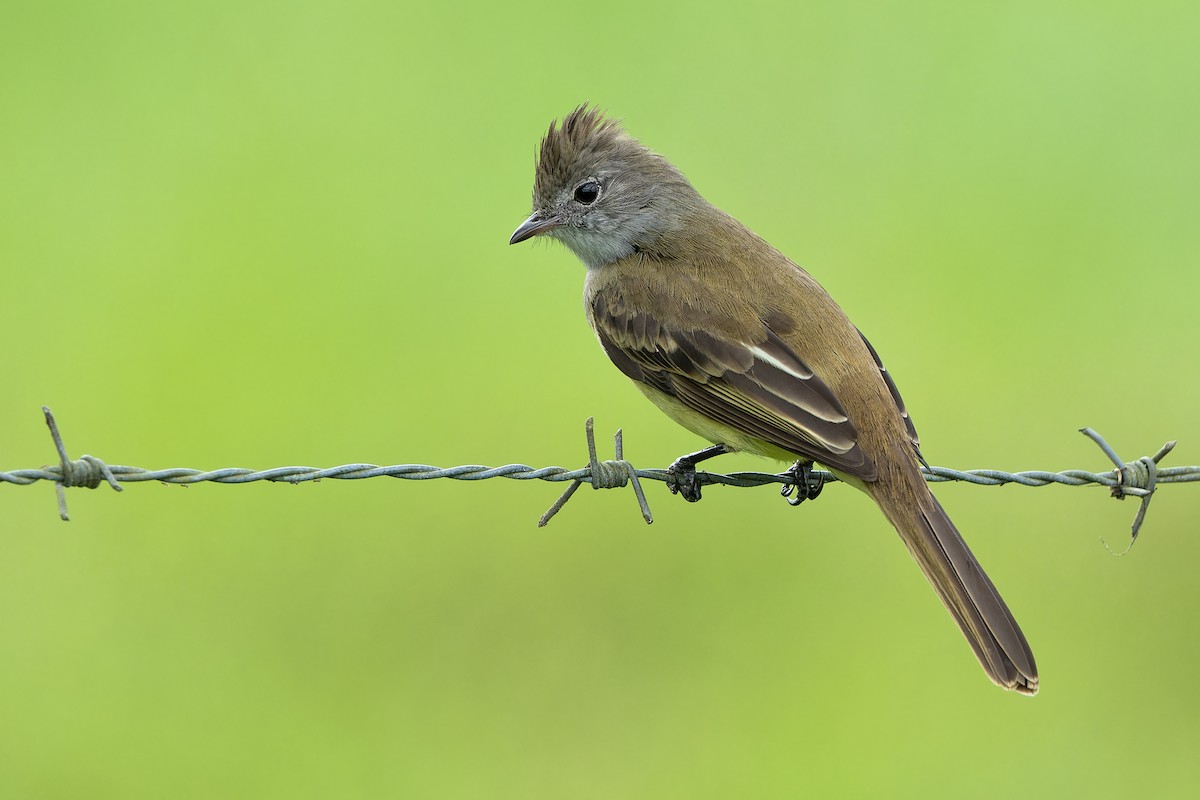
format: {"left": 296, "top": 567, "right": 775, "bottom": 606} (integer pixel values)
{"left": 574, "top": 180, "right": 601, "bottom": 205}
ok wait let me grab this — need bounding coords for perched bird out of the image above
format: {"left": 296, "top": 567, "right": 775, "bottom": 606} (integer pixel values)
{"left": 509, "top": 106, "right": 1037, "bottom": 694}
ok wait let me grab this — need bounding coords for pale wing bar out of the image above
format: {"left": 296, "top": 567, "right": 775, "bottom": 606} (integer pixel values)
{"left": 591, "top": 296, "right": 878, "bottom": 480}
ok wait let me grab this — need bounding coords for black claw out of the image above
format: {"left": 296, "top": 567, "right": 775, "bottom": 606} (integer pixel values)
{"left": 665, "top": 443, "right": 731, "bottom": 504}
{"left": 781, "top": 461, "right": 824, "bottom": 507}
{"left": 667, "top": 458, "right": 704, "bottom": 502}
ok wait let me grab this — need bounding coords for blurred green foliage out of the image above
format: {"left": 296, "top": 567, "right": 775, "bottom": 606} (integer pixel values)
{"left": 2, "top": 1, "right": 1198, "bottom": 797}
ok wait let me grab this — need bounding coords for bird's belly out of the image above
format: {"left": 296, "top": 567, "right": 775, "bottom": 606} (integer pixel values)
{"left": 633, "top": 382, "right": 799, "bottom": 463}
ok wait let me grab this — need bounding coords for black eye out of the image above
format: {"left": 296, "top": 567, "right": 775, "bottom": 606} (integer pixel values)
{"left": 574, "top": 180, "right": 601, "bottom": 205}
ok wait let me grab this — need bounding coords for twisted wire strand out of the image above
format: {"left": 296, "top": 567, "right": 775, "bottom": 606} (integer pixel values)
{"left": 1, "top": 409, "right": 1187, "bottom": 539}
{"left": 6, "top": 462, "right": 1199, "bottom": 489}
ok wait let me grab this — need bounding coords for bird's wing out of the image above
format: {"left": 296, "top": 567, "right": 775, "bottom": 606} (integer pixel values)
{"left": 857, "top": 329, "right": 923, "bottom": 462}
{"left": 590, "top": 293, "right": 878, "bottom": 481}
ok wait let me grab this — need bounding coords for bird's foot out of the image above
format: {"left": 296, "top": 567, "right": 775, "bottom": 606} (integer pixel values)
{"left": 665, "top": 443, "right": 732, "bottom": 503}
{"left": 781, "top": 460, "right": 824, "bottom": 506}
{"left": 667, "top": 455, "right": 700, "bottom": 501}
{"left": 666, "top": 458, "right": 703, "bottom": 502}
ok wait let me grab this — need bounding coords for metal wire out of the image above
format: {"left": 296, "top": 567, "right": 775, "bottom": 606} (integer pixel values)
{"left": 1, "top": 408, "right": 1189, "bottom": 541}
{"left": 8, "top": 454, "right": 1196, "bottom": 489}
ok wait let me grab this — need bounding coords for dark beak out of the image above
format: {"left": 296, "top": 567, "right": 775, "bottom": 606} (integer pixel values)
{"left": 509, "top": 211, "right": 562, "bottom": 245}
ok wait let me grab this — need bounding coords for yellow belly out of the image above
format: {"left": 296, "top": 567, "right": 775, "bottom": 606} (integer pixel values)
{"left": 635, "top": 382, "right": 871, "bottom": 492}
{"left": 635, "top": 382, "right": 798, "bottom": 462}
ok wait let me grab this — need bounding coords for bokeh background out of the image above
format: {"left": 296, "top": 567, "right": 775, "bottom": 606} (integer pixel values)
{"left": 2, "top": 1, "right": 1198, "bottom": 797}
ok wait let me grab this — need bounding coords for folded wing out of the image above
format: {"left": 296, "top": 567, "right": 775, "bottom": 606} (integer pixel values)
{"left": 590, "top": 293, "right": 879, "bottom": 480}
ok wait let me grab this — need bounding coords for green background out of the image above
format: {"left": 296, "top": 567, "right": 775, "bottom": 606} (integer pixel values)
{"left": 2, "top": 1, "right": 1198, "bottom": 797}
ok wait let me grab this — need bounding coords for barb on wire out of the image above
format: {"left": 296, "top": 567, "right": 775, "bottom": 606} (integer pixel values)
{"left": 1080, "top": 427, "right": 1176, "bottom": 555}
{"left": 538, "top": 417, "right": 651, "bottom": 527}
{"left": 2, "top": 409, "right": 1191, "bottom": 547}
{"left": 38, "top": 406, "right": 122, "bottom": 521}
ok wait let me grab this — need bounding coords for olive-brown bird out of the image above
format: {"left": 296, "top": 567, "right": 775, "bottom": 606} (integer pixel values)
{"left": 509, "top": 106, "right": 1037, "bottom": 694}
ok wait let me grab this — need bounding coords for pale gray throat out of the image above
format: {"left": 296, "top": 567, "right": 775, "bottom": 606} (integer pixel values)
{"left": 552, "top": 206, "right": 685, "bottom": 269}
{"left": 551, "top": 226, "right": 638, "bottom": 269}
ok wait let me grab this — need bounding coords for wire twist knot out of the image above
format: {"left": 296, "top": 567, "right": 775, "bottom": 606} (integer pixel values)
{"left": 1079, "top": 427, "right": 1176, "bottom": 554}
{"left": 39, "top": 406, "right": 122, "bottom": 520}
{"left": 1114, "top": 456, "right": 1158, "bottom": 499}
{"left": 538, "top": 418, "right": 652, "bottom": 527}
{"left": 58, "top": 455, "right": 112, "bottom": 489}
{"left": 590, "top": 458, "right": 632, "bottom": 489}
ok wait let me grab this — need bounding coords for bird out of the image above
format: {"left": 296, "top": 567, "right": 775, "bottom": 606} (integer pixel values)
{"left": 509, "top": 105, "right": 1037, "bottom": 695}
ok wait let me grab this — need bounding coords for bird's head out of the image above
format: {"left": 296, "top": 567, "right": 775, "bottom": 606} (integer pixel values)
{"left": 509, "top": 105, "right": 701, "bottom": 268}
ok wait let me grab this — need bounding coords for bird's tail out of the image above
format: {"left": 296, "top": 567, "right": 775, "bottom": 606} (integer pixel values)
{"left": 868, "top": 475, "right": 1038, "bottom": 695}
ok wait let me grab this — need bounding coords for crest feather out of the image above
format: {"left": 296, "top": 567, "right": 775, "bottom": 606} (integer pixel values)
{"left": 533, "top": 105, "right": 628, "bottom": 201}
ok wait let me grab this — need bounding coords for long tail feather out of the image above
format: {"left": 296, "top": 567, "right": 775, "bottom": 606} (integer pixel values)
{"left": 870, "top": 479, "right": 1038, "bottom": 695}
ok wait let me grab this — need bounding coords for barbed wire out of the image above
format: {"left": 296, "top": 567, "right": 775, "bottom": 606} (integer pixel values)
{"left": 1, "top": 408, "right": 1189, "bottom": 550}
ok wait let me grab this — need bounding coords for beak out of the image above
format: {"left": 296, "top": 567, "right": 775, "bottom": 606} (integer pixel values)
{"left": 509, "top": 211, "right": 562, "bottom": 245}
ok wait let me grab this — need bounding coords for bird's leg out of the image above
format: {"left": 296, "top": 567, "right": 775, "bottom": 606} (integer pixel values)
{"left": 781, "top": 460, "right": 825, "bottom": 506}
{"left": 666, "top": 443, "right": 732, "bottom": 503}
